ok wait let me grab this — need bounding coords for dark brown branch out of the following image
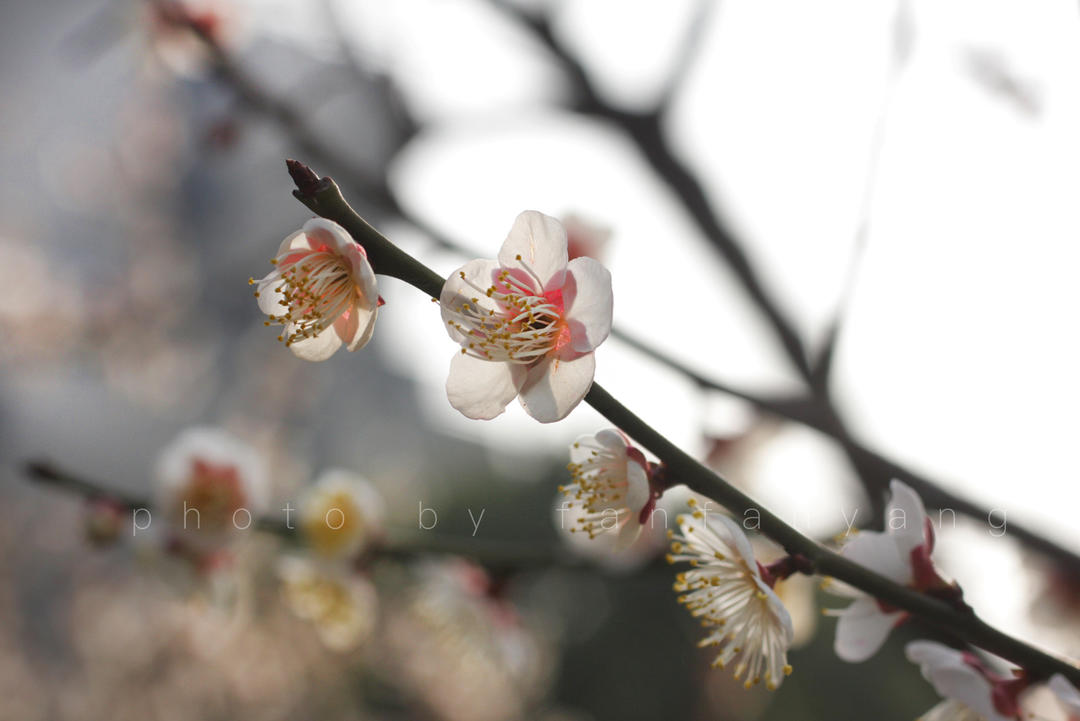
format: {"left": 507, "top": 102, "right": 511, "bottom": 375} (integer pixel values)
{"left": 285, "top": 174, "right": 1080, "bottom": 684}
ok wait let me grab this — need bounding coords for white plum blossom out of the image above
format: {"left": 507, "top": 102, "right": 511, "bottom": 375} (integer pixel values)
{"left": 154, "top": 426, "right": 268, "bottom": 553}
{"left": 828, "top": 479, "right": 951, "bottom": 662}
{"left": 440, "top": 210, "right": 613, "bottom": 423}
{"left": 299, "top": 470, "right": 385, "bottom": 560}
{"left": 1049, "top": 674, "right": 1080, "bottom": 719}
{"left": 906, "top": 641, "right": 1025, "bottom": 721}
{"left": 253, "top": 218, "right": 379, "bottom": 361}
{"left": 277, "top": 555, "right": 378, "bottom": 651}
{"left": 668, "top": 502, "right": 795, "bottom": 690}
{"left": 558, "top": 429, "right": 653, "bottom": 548}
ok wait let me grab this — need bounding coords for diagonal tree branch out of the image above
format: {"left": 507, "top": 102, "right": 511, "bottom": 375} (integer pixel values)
{"left": 286, "top": 168, "right": 1080, "bottom": 685}
{"left": 156, "top": 5, "right": 1080, "bottom": 573}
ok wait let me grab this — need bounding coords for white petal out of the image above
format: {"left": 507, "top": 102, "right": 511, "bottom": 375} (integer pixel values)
{"left": 498, "top": 211, "right": 568, "bottom": 286}
{"left": 563, "top": 257, "right": 613, "bottom": 353}
{"left": 440, "top": 259, "right": 503, "bottom": 344}
{"left": 256, "top": 271, "right": 285, "bottom": 315}
{"left": 518, "top": 351, "right": 595, "bottom": 423}
{"left": 624, "top": 454, "right": 650, "bottom": 515}
{"left": 906, "top": 640, "right": 965, "bottom": 670}
{"left": 275, "top": 228, "right": 312, "bottom": 255}
{"left": 919, "top": 699, "right": 984, "bottom": 721}
{"left": 841, "top": 529, "right": 912, "bottom": 585}
{"left": 1050, "top": 674, "right": 1080, "bottom": 715}
{"left": 445, "top": 353, "right": 525, "bottom": 420}
{"left": 569, "top": 429, "right": 624, "bottom": 465}
{"left": 346, "top": 246, "right": 379, "bottom": 304}
{"left": 762, "top": 584, "right": 796, "bottom": 643}
{"left": 930, "top": 670, "right": 1007, "bottom": 721}
{"left": 906, "top": 641, "right": 1012, "bottom": 721}
{"left": 834, "top": 596, "right": 903, "bottom": 662}
{"left": 886, "top": 479, "right": 929, "bottom": 555}
{"left": 711, "top": 513, "right": 758, "bottom": 569}
{"left": 593, "top": 428, "right": 627, "bottom": 453}
{"left": 614, "top": 517, "right": 643, "bottom": 550}
{"left": 288, "top": 325, "right": 344, "bottom": 361}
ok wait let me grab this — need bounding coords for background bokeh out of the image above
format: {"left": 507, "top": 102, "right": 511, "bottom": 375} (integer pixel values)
{"left": 1, "top": 0, "right": 1079, "bottom": 719}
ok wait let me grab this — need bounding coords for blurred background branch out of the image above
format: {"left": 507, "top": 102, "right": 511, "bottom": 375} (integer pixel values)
{"left": 151, "top": 0, "right": 1080, "bottom": 575}
{"left": 23, "top": 458, "right": 595, "bottom": 572}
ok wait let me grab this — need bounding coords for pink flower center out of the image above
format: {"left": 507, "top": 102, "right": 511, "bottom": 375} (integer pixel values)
{"left": 259, "top": 245, "right": 356, "bottom": 347}
{"left": 446, "top": 255, "right": 568, "bottom": 364}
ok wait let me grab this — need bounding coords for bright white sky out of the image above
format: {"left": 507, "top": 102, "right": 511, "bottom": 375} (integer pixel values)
{"left": 246, "top": 0, "right": 1080, "bottom": 653}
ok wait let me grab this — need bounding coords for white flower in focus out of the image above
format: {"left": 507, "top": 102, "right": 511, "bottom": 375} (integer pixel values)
{"left": 828, "top": 479, "right": 948, "bottom": 662}
{"left": 299, "top": 470, "right": 385, "bottom": 560}
{"left": 668, "top": 504, "right": 794, "bottom": 690}
{"left": 558, "top": 429, "right": 652, "bottom": 548}
{"left": 440, "top": 210, "right": 613, "bottom": 422}
{"left": 906, "top": 641, "right": 1024, "bottom": 721}
{"left": 278, "top": 555, "right": 378, "bottom": 651}
{"left": 253, "top": 218, "right": 379, "bottom": 361}
{"left": 1049, "top": 674, "right": 1080, "bottom": 718}
{"left": 155, "top": 427, "right": 268, "bottom": 549}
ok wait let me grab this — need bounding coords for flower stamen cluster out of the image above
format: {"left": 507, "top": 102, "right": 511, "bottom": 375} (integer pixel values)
{"left": 668, "top": 500, "right": 794, "bottom": 691}
{"left": 445, "top": 257, "right": 568, "bottom": 364}
{"left": 558, "top": 429, "right": 650, "bottom": 544}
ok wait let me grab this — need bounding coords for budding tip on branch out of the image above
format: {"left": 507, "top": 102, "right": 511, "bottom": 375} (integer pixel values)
{"left": 286, "top": 159, "right": 330, "bottom": 199}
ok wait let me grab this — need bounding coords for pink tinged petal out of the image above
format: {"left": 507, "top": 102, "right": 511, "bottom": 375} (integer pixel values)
{"left": 335, "top": 304, "right": 377, "bottom": 351}
{"left": 498, "top": 211, "right": 568, "bottom": 287}
{"left": 446, "top": 353, "right": 526, "bottom": 420}
{"left": 1050, "top": 674, "right": 1080, "bottom": 715}
{"left": 302, "top": 217, "right": 355, "bottom": 255}
{"left": 288, "top": 325, "right": 343, "bottom": 362}
{"left": 887, "top": 479, "right": 929, "bottom": 555}
{"left": 841, "top": 529, "right": 913, "bottom": 585}
{"left": 834, "top": 596, "right": 904, "bottom": 662}
{"left": 624, "top": 455, "right": 650, "bottom": 515}
{"left": 334, "top": 306, "right": 359, "bottom": 346}
{"left": 518, "top": 351, "right": 595, "bottom": 423}
{"left": 562, "top": 257, "right": 613, "bottom": 353}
